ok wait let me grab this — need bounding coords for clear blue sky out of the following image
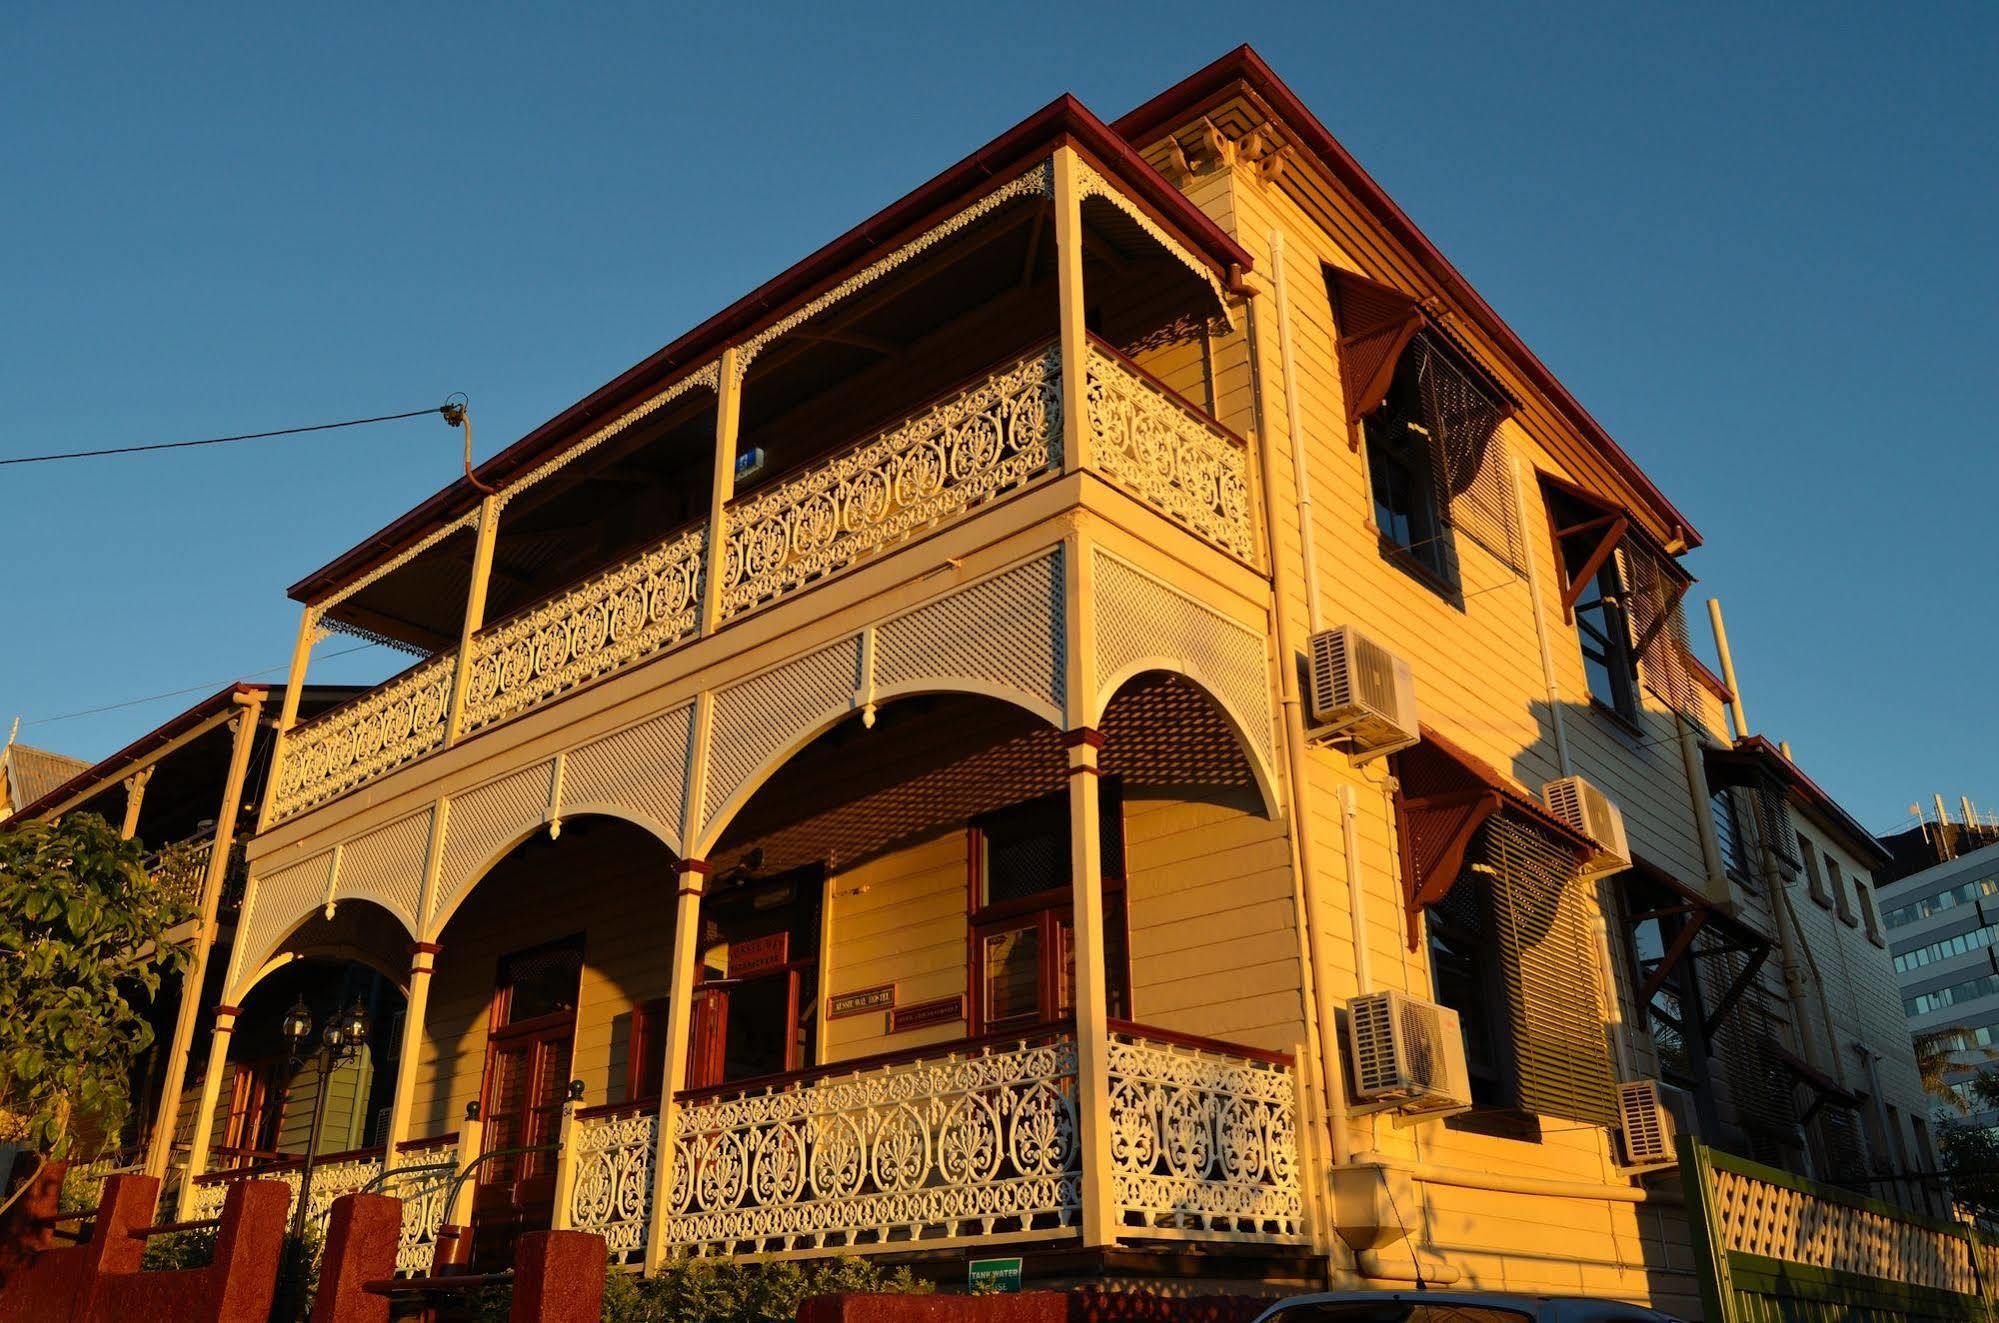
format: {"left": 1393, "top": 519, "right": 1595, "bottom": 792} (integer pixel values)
{"left": 4, "top": 4, "right": 1993, "bottom": 834}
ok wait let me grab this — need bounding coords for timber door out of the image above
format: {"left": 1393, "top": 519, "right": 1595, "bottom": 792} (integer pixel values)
{"left": 473, "top": 940, "right": 582, "bottom": 1265}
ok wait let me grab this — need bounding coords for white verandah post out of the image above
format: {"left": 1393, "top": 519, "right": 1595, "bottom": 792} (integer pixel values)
{"left": 145, "top": 692, "right": 264, "bottom": 1180}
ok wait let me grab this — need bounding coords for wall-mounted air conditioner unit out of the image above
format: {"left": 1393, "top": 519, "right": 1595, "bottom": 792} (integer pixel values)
{"left": 1616, "top": 1078, "right": 1683, "bottom": 1168}
{"left": 1543, "top": 775, "right": 1632, "bottom": 878}
{"left": 1345, "top": 989, "right": 1471, "bottom": 1118}
{"left": 1307, "top": 626, "right": 1420, "bottom": 763}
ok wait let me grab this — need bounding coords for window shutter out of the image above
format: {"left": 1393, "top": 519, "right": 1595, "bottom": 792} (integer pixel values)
{"left": 1480, "top": 815, "right": 1618, "bottom": 1126}
{"left": 1695, "top": 937, "right": 1794, "bottom": 1137}
{"left": 1616, "top": 542, "right": 1699, "bottom": 718}
{"left": 1328, "top": 269, "right": 1426, "bottom": 425}
{"left": 1408, "top": 336, "right": 1524, "bottom": 574}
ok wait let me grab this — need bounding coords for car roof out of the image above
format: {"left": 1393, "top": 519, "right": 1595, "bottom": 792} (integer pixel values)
{"left": 1255, "top": 1291, "right": 1684, "bottom": 1322}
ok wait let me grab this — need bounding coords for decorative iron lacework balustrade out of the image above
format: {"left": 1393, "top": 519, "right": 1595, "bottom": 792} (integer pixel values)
{"left": 663, "top": 1035, "right": 1080, "bottom": 1257}
{"left": 1106, "top": 1032, "right": 1305, "bottom": 1243}
{"left": 377, "top": 1143, "right": 457, "bottom": 1277}
{"left": 149, "top": 838, "right": 214, "bottom": 911}
{"left": 1085, "top": 344, "right": 1255, "bottom": 563}
{"left": 271, "top": 653, "right": 454, "bottom": 821}
{"left": 720, "top": 344, "right": 1062, "bottom": 619}
{"left": 188, "top": 1153, "right": 385, "bottom": 1253}
{"left": 461, "top": 525, "right": 705, "bottom": 735}
{"left": 1708, "top": 1154, "right": 1982, "bottom": 1294}
{"left": 569, "top": 1105, "right": 657, "bottom": 1266}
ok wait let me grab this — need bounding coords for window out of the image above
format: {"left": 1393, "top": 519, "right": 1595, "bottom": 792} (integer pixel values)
{"left": 1711, "top": 789, "right": 1751, "bottom": 885}
{"left": 1426, "top": 886, "right": 1512, "bottom": 1106}
{"left": 688, "top": 865, "right": 823, "bottom": 1089}
{"left": 221, "top": 1059, "right": 287, "bottom": 1166}
{"left": 1906, "top": 972, "right": 1999, "bottom": 1017}
{"left": 1365, "top": 380, "right": 1449, "bottom": 581}
{"left": 968, "top": 784, "right": 1127, "bottom": 1034}
{"left": 1884, "top": 874, "right": 1999, "bottom": 928}
{"left": 1571, "top": 553, "right": 1639, "bottom": 721}
{"left": 1826, "top": 856, "right": 1856, "bottom": 926}
{"left": 1623, "top": 878, "right": 1710, "bottom": 1089}
{"left": 1856, "top": 880, "right": 1883, "bottom": 943}
{"left": 1800, "top": 837, "right": 1831, "bottom": 908}
{"left": 1894, "top": 924, "right": 1999, "bottom": 973}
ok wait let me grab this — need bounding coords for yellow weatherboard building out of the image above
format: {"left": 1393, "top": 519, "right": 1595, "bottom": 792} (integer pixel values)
{"left": 94, "top": 44, "right": 1965, "bottom": 1319}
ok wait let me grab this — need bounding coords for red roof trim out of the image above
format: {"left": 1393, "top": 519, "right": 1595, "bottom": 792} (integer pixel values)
{"left": 287, "top": 95, "right": 1253, "bottom": 606}
{"left": 1727, "top": 735, "right": 1891, "bottom": 869}
{"left": 1113, "top": 45, "right": 1701, "bottom": 551}
{"left": 8, "top": 684, "right": 269, "bottom": 824}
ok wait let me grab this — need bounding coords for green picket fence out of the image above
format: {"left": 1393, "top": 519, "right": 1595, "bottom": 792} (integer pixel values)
{"left": 1679, "top": 1133, "right": 1998, "bottom": 1322}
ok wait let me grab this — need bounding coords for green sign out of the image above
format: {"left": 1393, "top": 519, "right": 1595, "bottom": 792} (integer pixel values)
{"left": 967, "top": 1257, "right": 1023, "bottom": 1293}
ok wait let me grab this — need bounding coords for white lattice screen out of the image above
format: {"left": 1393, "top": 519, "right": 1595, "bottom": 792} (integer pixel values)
{"left": 429, "top": 761, "right": 557, "bottom": 930}
{"left": 1090, "top": 548, "right": 1276, "bottom": 785}
{"left": 701, "top": 639, "right": 863, "bottom": 834}
{"left": 332, "top": 808, "right": 433, "bottom": 932}
{"left": 874, "top": 550, "right": 1066, "bottom": 721}
{"left": 560, "top": 705, "right": 694, "bottom": 849}
{"left": 230, "top": 849, "right": 335, "bottom": 992}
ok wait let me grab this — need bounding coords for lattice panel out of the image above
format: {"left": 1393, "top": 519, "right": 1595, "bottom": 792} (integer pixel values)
{"left": 1090, "top": 549, "right": 1275, "bottom": 785}
{"left": 702, "top": 639, "right": 862, "bottom": 834}
{"left": 333, "top": 808, "right": 433, "bottom": 932}
{"left": 875, "top": 550, "right": 1065, "bottom": 721}
{"left": 560, "top": 705, "right": 693, "bottom": 848}
{"left": 1711, "top": 1164, "right": 1981, "bottom": 1294}
{"left": 231, "top": 849, "right": 336, "bottom": 991}
{"left": 430, "top": 761, "right": 557, "bottom": 929}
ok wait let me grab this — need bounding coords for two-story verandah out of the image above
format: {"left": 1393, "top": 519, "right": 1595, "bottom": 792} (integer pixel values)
{"left": 179, "top": 98, "right": 1328, "bottom": 1280}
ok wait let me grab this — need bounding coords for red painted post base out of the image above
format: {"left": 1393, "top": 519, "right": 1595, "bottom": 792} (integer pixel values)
{"left": 510, "top": 1231, "right": 604, "bottom": 1323}
{"left": 310, "top": 1193, "right": 401, "bottom": 1323}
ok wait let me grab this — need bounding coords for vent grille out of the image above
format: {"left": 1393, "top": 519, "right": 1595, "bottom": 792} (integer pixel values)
{"left": 1349, "top": 992, "right": 1400, "bottom": 1095}
{"left": 1618, "top": 1079, "right": 1674, "bottom": 1165}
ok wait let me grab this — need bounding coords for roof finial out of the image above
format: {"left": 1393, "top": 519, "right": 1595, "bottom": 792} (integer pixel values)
{"left": 4, "top": 716, "right": 17, "bottom": 753}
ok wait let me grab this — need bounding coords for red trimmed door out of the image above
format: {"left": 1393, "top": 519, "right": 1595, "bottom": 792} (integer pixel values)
{"left": 472, "top": 941, "right": 581, "bottom": 1265}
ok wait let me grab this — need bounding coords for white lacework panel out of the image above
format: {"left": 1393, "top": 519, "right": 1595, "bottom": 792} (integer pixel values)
{"left": 462, "top": 526, "right": 705, "bottom": 736}
{"left": 1105, "top": 1035, "right": 1305, "bottom": 1244}
{"left": 1085, "top": 347, "right": 1255, "bottom": 563}
{"left": 561, "top": 705, "right": 694, "bottom": 847}
{"left": 272, "top": 653, "right": 454, "bottom": 823}
{"left": 150, "top": 839, "right": 214, "bottom": 911}
{"left": 1090, "top": 550, "right": 1276, "bottom": 783}
{"left": 377, "top": 1160, "right": 455, "bottom": 1277}
{"left": 719, "top": 346, "right": 1061, "bottom": 621}
{"left": 431, "top": 761, "right": 557, "bottom": 929}
{"left": 189, "top": 1156, "right": 385, "bottom": 1265}
{"left": 569, "top": 1108, "right": 657, "bottom": 1265}
{"left": 333, "top": 807, "right": 433, "bottom": 932}
{"left": 703, "top": 640, "right": 861, "bottom": 832}
{"left": 232, "top": 850, "right": 336, "bottom": 990}
{"left": 874, "top": 550, "right": 1065, "bottom": 720}
{"left": 665, "top": 1036, "right": 1081, "bottom": 1257}
{"left": 1710, "top": 1164, "right": 1980, "bottom": 1293}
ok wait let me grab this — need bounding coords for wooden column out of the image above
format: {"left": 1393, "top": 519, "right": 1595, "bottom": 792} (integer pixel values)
{"left": 255, "top": 604, "right": 321, "bottom": 833}
{"left": 175, "top": 1004, "right": 239, "bottom": 1218}
{"left": 119, "top": 766, "right": 154, "bottom": 840}
{"left": 146, "top": 693, "right": 264, "bottom": 1179}
{"left": 1066, "top": 728, "right": 1117, "bottom": 1247}
{"left": 381, "top": 942, "right": 441, "bottom": 1162}
{"left": 698, "top": 348, "right": 744, "bottom": 637}
{"left": 643, "top": 858, "right": 708, "bottom": 1272}
{"left": 443, "top": 494, "right": 503, "bottom": 746}
{"left": 1051, "top": 145, "right": 1092, "bottom": 474}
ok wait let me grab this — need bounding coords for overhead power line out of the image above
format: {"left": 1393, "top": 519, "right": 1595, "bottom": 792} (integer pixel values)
{"left": 0, "top": 406, "right": 449, "bottom": 467}
{"left": 22, "top": 640, "right": 384, "bottom": 728}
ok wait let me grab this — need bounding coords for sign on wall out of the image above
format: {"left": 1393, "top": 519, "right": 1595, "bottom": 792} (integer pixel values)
{"left": 828, "top": 984, "right": 896, "bottom": 1019}
{"left": 887, "top": 994, "right": 963, "bottom": 1033}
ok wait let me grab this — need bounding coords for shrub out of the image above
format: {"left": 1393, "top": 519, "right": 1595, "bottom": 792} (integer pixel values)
{"left": 481, "top": 1253, "right": 933, "bottom": 1323}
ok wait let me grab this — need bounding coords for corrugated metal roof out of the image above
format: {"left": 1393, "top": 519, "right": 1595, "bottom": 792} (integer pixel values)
{"left": 4, "top": 744, "right": 91, "bottom": 815}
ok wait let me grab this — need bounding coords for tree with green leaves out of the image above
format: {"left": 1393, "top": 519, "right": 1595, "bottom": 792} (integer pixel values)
{"left": 0, "top": 812, "right": 192, "bottom": 1158}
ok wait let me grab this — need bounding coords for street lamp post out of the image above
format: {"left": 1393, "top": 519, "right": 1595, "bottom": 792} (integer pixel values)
{"left": 279, "top": 994, "right": 370, "bottom": 1318}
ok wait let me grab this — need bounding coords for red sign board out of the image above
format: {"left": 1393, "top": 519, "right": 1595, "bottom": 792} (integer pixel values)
{"left": 828, "top": 984, "right": 896, "bottom": 1020}
{"left": 727, "top": 933, "right": 789, "bottom": 978}
{"left": 888, "top": 994, "right": 964, "bottom": 1034}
